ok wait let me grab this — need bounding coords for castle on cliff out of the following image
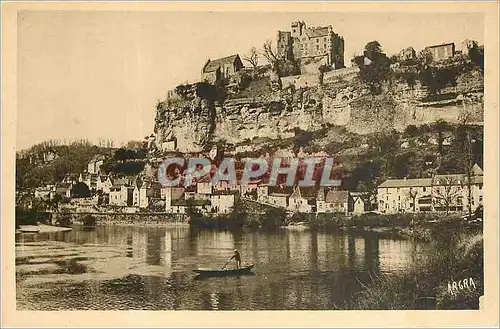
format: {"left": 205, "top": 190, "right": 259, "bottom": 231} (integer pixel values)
{"left": 277, "top": 21, "right": 345, "bottom": 69}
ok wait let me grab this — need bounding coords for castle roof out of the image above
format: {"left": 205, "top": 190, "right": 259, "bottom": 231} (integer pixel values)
{"left": 305, "top": 27, "right": 330, "bottom": 38}
{"left": 203, "top": 54, "right": 242, "bottom": 73}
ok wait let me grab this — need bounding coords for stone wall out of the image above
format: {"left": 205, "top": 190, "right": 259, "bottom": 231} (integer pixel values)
{"left": 52, "top": 212, "right": 188, "bottom": 226}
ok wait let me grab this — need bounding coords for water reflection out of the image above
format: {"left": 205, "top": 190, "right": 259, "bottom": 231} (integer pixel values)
{"left": 16, "top": 226, "right": 421, "bottom": 310}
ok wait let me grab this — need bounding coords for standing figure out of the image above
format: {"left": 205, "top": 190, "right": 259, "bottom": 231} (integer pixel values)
{"left": 229, "top": 249, "right": 241, "bottom": 269}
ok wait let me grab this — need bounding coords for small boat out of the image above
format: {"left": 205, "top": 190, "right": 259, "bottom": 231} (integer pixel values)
{"left": 193, "top": 263, "right": 255, "bottom": 276}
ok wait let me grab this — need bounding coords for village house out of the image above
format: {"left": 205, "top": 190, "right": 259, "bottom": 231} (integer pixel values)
{"left": 87, "top": 154, "right": 105, "bottom": 174}
{"left": 277, "top": 21, "right": 345, "bottom": 69}
{"left": 97, "top": 175, "right": 113, "bottom": 193}
{"left": 377, "top": 164, "right": 483, "bottom": 214}
{"left": 288, "top": 186, "right": 316, "bottom": 213}
{"left": 34, "top": 185, "right": 55, "bottom": 200}
{"left": 201, "top": 54, "right": 243, "bottom": 84}
{"left": 79, "top": 173, "right": 99, "bottom": 192}
{"left": 164, "top": 187, "right": 186, "bottom": 213}
{"left": 240, "top": 180, "right": 261, "bottom": 199}
{"left": 138, "top": 181, "right": 158, "bottom": 209}
{"left": 213, "top": 180, "right": 240, "bottom": 193}
{"left": 161, "top": 139, "right": 177, "bottom": 153}
{"left": 350, "top": 192, "right": 367, "bottom": 214}
{"left": 316, "top": 188, "right": 353, "bottom": 215}
{"left": 424, "top": 42, "right": 456, "bottom": 62}
{"left": 378, "top": 178, "right": 434, "bottom": 213}
{"left": 108, "top": 178, "right": 130, "bottom": 207}
{"left": 267, "top": 186, "right": 293, "bottom": 209}
{"left": 210, "top": 190, "right": 237, "bottom": 214}
{"left": 62, "top": 173, "right": 79, "bottom": 185}
{"left": 197, "top": 181, "right": 213, "bottom": 195}
{"left": 55, "top": 183, "right": 72, "bottom": 199}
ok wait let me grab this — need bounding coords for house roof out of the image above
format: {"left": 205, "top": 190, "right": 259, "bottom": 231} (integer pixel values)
{"left": 433, "top": 174, "right": 465, "bottom": 186}
{"left": 89, "top": 154, "right": 106, "bottom": 163}
{"left": 471, "top": 163, "right": 483, "bottom": 176}
{"left": 56, "top": 182, "right": 72, "bottom": 189}
{"left": 269, "top": 193, "right": 289, "bottom": 198}
{"left": 378, "top": 178, "right": 433, "bottom": 188}
{"left": 173, "top": 198, "right": 211, "bottom": 207}
{"left": 268, "top": 186, "right": 293, "bottom": 195}
{"left": 203, "top": 54, "right": 241, "bottom": 73}
{"left": 426, "top": 42, "right": 455, "bottom": 49}
{"left": 111, "top": 178, "right": 128, "bottom": 189}
{"left": 212, "top": 190, "right": 238, "bottom": 196}
{"left": 325, "top": 190, "right": 349, "bottom": 204}
{"left": 304, "top": 27, "right": 330, "bottom": 38}
{"left": 290, "top": 186, "right": 316, "bottom": 199}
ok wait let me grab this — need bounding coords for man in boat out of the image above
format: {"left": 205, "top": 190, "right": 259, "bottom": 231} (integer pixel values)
{"left": 229, "top": 249, "right": 241, "bottom": 269}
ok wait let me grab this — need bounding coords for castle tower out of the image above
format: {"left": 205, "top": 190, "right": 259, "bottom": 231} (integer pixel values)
{"left": 291, "top": 21, "right": 306, "bottom": 38}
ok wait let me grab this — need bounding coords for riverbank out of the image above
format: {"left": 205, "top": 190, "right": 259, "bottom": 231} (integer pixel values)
{"left": 348, "top": 227, "right": 483, "bottom": 310}
{"left": 51, "top": 212, "right": 188, "bottom": 226}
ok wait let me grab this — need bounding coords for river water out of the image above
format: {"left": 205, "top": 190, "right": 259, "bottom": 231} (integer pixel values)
{"left": 16, "top": 225, "right": 423, "bottom": 310}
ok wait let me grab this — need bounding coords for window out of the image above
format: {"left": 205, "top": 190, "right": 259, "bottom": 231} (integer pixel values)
{"left": 293, "top": 29, "right": 296, "bottom": 33}
{"left": 423, "top": 187, "right": 427, "bottom": 192}
{"left": 316, "top": 38, "right": 319, "bottom": 43}
{"left": 316, "top": 45, "right": 319, "bottom": 50}
{"left": 324, "top": 37, "right": 327, "bottom": 42}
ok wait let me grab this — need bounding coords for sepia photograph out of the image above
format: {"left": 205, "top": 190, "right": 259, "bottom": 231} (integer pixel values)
{"left": 1, "top": 1, "right": 499, "bottom": 327}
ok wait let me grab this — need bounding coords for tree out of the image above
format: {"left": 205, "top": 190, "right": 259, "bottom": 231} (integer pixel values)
{"left": 355, "top": 41, "right": 391, "bottom": 94}
{"left": 243, "top": 47, "right": 259, "bottom": 69}
{"left": 262, "top": 40, "right": 280, "bottom": 71}
{"left": 364, "top": 41, "right": 383, "bottom": 60}
{"left": 71, "top": 182, "right": 91, "bottom": 198}
{"left": 432, "top": 176, "right": 462, "bottom": 215}
{"left": 457, "top": 109, "right": 474, "bottom": 219}
{"left": 406, "top": 188, "right": 418, "bottom": 212}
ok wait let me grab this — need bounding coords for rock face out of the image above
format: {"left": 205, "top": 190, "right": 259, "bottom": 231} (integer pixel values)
{"left": 154, "top": 68, "right": 484, "bottom": 153}
{"left": 154, "top": 84, "right": 216, "bottom": 153}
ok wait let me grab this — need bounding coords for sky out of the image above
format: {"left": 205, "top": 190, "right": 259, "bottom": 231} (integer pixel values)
{"left": 17, "top": 11, "right": 484, "bottom": 150}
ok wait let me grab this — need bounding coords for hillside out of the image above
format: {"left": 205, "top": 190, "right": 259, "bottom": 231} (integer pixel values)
{"left": 154, "top": 54, "right": 483, "bottom": 154}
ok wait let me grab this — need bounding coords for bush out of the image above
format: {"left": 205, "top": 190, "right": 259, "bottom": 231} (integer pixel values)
{"left": 351, "top": 230, "right": 483, "bottom": 309}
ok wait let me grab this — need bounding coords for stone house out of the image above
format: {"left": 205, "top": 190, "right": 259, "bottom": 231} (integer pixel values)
{"left": 316, "top": 188, "right": 353, "bottom": 215}
{"left": 210, "top": 191, "right": 237, "bottom": 214}
{"left": 424, "top": 42, "right": 455, "bottom": 62}
{"left": 288, "top": 186, "right": 316, "bottom": 213}
{"left": 201, "top": 54, "right": 243, "bottom": 84}
{"left": 34, "top": 185, "right": 55, "bottom": 200}
{"left": 277, "top": 21, "right": 345, "bottom": 69}
{"left": 55, "top": 183, "right": 72, "bottom": 198}
{"left": 377, "top": 164, "right": 483, "bottom": 214}
{"left": 350, "top": 192, "right": 367, "bottom": 214}
{"left": 258, "top": 185, "right": 292, "bottom": 208}
{"left": 108, "top": 178, "right": 130, "bottom": 206}
{"left": 87, "top": 154, "right": 105, "bottom": 174}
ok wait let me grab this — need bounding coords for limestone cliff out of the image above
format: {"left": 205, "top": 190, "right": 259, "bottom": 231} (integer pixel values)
{"left": 154, "top": 66, "right": 483, "bottom": 153}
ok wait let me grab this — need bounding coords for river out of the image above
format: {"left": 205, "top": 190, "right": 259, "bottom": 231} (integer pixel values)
{"left": 16, "top": 225, "right": 424, "bottom": 310}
